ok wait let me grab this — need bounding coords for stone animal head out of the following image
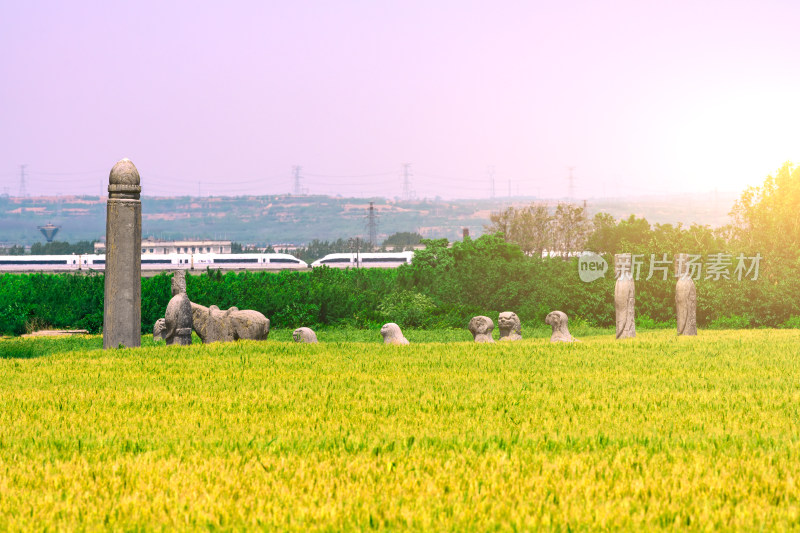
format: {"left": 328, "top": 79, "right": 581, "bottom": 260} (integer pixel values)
{"left": 545, "top": 311, "right": 566, "bottom": 329}
{"left": 497, "top": 312, "right": 521, "bottom": 337}
{"left": 171, "top": 270, "right": 187, "bottom": 297}
{"left": 292, "top": 327, "right": 318, "bottom": 343}
{"left": 380, "top": 323, "right": 409, "bottom": 345}
{"left": 468, "top": 316, "right": 495, "bottom": 342}
{"left": 153, "top": 318, "right": 166, "bottom": 341}
{"left": 545, "top": 310, "right": 578, "bottom": 342}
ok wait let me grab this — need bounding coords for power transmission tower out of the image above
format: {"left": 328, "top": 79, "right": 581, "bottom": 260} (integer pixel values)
{"left": 19, "top": 165, "right": 28, "bottom": 197}
{"left": 293, "top": 166, "right": 303, "bottom": 195}
{"left": 366, "top": 201, "right": 379, "bottom": 249}
{"left": 566, "top": 166, "right": 576, "bottom": 201}
{"left": 402, "top": 163, "right": 414, "bottom": 201}
{"left": 488, "top": 166, "right": 495, "bottom": 198}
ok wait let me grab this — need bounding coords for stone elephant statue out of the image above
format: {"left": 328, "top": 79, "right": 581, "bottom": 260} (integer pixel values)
{"left": 190, "top": 302, "right": 270, "bottom": 343}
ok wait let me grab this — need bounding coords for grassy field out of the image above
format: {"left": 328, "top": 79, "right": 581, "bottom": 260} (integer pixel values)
{"left": 1, "top": 329, "right": 800, "bottom": 530}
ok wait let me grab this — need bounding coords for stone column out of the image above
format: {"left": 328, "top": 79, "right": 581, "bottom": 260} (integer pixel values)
{"left": 675, "top": 253, "right": 697, "bottom": 336}
{"left": 614, "top": 253, "right": 636, "bottom": 339}
{"left": 103, "top": 159, "right": 142, "bottom": 349}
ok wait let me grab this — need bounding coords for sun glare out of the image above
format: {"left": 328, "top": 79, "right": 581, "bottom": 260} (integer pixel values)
{"left": 671, "top": 89, "right": 800, "bottom": 190}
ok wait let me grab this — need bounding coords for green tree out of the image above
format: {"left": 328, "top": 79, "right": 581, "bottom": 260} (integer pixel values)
{"left": 730, "top": 161, "right": 800, "bottom": 258}
{"left": 585, "top": 214, "right": 652, "bottom": 254}
{"left": 0, "top": 244, "right": 25, "bottom": 255}
{"left": 485, "top": 203, "right": 553, "bottom": 256}
{"left": 30, "top": 240, "right": 95, "bottom": 255}
{"left": 382, "top": 232, "right": 422, "bottom": 249}
{"left": 551, "top": 203, "right": 591, "bottom": 257}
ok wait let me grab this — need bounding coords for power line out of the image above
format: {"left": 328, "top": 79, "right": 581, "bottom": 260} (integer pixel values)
{"left": 305, "top": 171, "right": 395, "bottom": 178}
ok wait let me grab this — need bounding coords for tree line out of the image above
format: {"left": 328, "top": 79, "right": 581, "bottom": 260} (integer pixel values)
{"left": 0, "top": 240, "right": 96, "bottom": 255}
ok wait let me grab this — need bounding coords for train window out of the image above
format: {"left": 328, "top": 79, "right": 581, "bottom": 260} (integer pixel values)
{"left": 320, "top": 258, "right": 352, "bottom": 264}
{"left": 0, "top": 259, "right": 68, "bottom": 265}
{"left": 213, "top": 258, "right": 258, "bottom": 263}
{"left": 271, "top": 258, "right": 301, "bottom": 263}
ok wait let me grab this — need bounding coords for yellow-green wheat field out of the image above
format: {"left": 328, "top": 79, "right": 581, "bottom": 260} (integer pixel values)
{"left": 1, "top": 329, "right": 800, "bottom": 531}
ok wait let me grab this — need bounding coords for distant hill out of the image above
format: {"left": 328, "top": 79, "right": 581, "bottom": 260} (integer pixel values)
{"left": 0, "top": 191, "right": 739, "bottom": 247}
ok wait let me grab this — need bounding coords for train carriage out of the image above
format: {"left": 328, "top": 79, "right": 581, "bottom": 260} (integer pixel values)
{"left": 311, "top": 251, "right": 414, "bottom": 269}
{"left": 0, "top": 253, "right": 308, "bottom": 273}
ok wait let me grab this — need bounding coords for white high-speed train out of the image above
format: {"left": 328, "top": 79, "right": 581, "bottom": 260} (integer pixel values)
{"left": 311, "top": 251, "right": 414, "bottom": 269}
{"left": 0, "top": 253, "right": 308, "bottom": 272}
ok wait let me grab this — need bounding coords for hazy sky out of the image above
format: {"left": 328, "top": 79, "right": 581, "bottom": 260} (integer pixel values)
{"left": 1, "top": 1, "right": 798, "bottom": 199}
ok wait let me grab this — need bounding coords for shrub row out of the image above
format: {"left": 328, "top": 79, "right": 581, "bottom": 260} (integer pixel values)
{"left": 2, "top": 235, "right": 798, "bottom": 335}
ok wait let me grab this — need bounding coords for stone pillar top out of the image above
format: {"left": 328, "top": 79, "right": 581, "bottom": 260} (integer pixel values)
{"left": 108, "top": 158, "right": 141, "bottom": 199}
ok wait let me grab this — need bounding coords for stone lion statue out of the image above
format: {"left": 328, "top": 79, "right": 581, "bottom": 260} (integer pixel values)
{"left": 190, "top": 302, "right": 270, "bottom": 343}
{"left": 380, "top": 323, "right": 409, "bottom": 345}
{"left": 545, "top": 310, "right": 579, "bottom": 343}
{"left": 468, "top": 316, "right": 495, "bottom": 343}
{"left": 497, "top": 311, "right": 522, "bottom": 341}
{"left": 292, "top": 327, "right": 318, "bottom": 343}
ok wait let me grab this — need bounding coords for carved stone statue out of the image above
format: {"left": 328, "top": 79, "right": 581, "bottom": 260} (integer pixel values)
{"left": 292, "top": 327, "right": 318, "bottom": 343}
{"left": 190, "top": 302, "right": 270, "bottom": 343}
{"left": 614, "top": 254, "right": 636, "bottom": 339}
{"left": 675, "top": 253, "right": 698, "bottom": 336}
{"left": 153, "top": 318, "right": 166, "bottom": 341}
{"left": 380, "top": 323, "right": 409, "bottom": 345}
{"left": 497, "top": 312, "right": 522, "bottom": 341}
{"left": 545, "top": 311, "right": 579, "bottom": 343}
{"left": 163, "top": 271, "right": 192, "bottom": 345}
{"left": 468, "top": 316, "right": 495, "bottom": 343}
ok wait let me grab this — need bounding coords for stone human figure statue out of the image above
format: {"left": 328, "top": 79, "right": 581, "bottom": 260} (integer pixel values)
{"left": 163, "top": 270, "right": 192, "bottom": 345}
{"left": 614, "top": 253, "right": 636, "bottom": 339}
{"left": 675, "top": 253, "right": 698, "bottom": 336}
{"left": 545, "top": 311, "right": 579, "bottom": 343}
{"left": 469, "top": 316, "right": 495, "bottom": 343}
{"left": 380, "top": 323, "right": 409, "bottom": 345}
{"left": 497, "top": 312, "right": 522, "bottom": 341}
{"left": 292, "top": 327, "right": 318, "bottom": 343}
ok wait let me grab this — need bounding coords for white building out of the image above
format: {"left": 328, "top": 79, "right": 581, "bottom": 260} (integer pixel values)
{"left": 94, "top": 239, "right": 232, "bottom": 255}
